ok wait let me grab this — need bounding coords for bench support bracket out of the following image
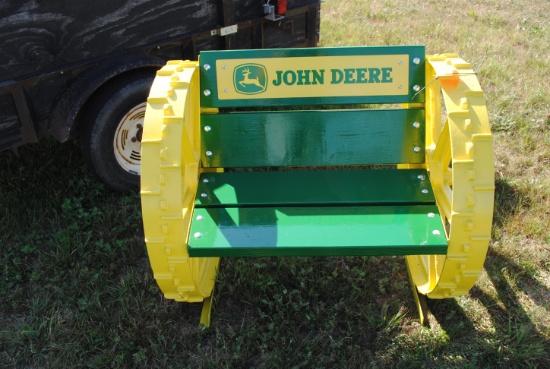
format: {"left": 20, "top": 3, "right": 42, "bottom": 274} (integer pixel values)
{"left": 406, "top": 258, "right": 430, "bottom": 325}
{"left": 200, "top": 293, "right": 215, "bottom": 327}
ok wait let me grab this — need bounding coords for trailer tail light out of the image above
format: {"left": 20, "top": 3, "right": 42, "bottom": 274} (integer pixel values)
{"left": 277, "top": 0, "right": 287, "bottom": 15}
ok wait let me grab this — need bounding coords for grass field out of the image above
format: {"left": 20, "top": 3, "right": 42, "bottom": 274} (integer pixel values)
{"left": 1, "top": 0, "right": 549, "bottom": 368}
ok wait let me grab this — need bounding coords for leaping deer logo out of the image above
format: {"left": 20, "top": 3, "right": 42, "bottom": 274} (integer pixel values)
{"left": 239, "top": 68, "right": 263, "bottom": 88}
{"left": 234, "top": 64, "right": 267, "bottom": 95}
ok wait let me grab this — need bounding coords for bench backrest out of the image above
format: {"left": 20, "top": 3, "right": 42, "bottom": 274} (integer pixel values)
{"left": 198, "top": 46, "right": 426, "bottom": 168}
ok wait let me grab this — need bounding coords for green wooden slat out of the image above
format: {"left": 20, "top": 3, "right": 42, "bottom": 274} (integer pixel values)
{"left": 188, "top": 205, "right": 447, "bottom": 257}
{"left": 195, "top": 168, "right": 434, "bottom": 207}
{"left": 199, "top": 46, "right": 425, "bottom": 107}
{"left": 201, "top": 109, "right": 425, "bottom": 167}
{"left": 201, "top": 45, "right": 424, "bottom": 60}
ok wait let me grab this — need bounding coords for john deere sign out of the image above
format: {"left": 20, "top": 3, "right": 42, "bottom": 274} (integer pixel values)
{"left": 215, "top": 55, "right": 410, "bottom": 100}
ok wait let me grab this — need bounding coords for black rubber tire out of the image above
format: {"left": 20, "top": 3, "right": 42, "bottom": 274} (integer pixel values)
{"left": 80, "top": 72, "right": 154, "bottom": 192}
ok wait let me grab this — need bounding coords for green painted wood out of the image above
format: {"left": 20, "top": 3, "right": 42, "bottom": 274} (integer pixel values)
{"left": 188, "top": 205, "right": 447, "bottom": 257}
{"left": 201, "top": 109, "right": 425, "bottom": 167}
{"left": 195, "top": 168, "right": 434, "bottom": 207}
{"left": 200, "top": 46, "right": 425, "bottom": 107}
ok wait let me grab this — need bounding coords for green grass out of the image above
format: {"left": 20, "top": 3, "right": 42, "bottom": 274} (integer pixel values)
{"left": 1, "top": 0, "right": 549, "bottom": 367}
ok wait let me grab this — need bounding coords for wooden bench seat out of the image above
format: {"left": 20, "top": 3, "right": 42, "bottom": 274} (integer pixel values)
{"left": 188, "top": 168, "right": 446, "bottom": 256}
{"left": 189, "top": 204, "right": 446, "bottom": 257}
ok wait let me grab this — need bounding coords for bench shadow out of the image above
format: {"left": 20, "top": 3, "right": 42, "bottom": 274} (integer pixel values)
{"left": 201, "top": 200, "right": 439, "bottom": 253}
{"left": 203, "top": 205, "right": 279, "bottom": 248}
{"left": 492, "top": 177, "right": 531, "bottom": 230}
{"left": 428, "top": 250, "right": 549, "bottom": 365}
{"left": 427, "top": 176, "right": 549, "bottom": 365}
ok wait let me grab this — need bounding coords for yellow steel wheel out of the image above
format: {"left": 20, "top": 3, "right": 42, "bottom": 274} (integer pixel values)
{"left": 406, "top": 55, "right": 495, "bottom": 299}
{"left": 141, "top": 61, "right": 219, "bottom": 307}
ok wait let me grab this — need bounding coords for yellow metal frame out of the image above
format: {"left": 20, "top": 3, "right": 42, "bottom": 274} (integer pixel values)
{"left": 406, "top": 55, "right": 495, "bottom": 310}
{"left": 141, "top": 61, "right": 219, "bottom": 326}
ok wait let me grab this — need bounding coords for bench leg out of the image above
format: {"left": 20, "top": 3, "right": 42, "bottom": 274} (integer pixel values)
{"left": 406, "top": 258, "right": 429, "bottom": 325}
{"left": 200, "top": 293, "right": 215, "bottom": 327}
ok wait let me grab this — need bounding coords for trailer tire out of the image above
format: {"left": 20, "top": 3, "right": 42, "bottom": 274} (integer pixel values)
{"left": 81, "top": 72, "right": 155, "bottom": 192}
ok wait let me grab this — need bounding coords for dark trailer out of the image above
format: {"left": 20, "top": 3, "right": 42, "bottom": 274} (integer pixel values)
{"left": 0, "top": 0, "right": 320, "bottom": 190}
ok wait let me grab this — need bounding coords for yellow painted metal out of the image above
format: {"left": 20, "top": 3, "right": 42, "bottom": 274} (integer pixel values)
{"left": 397, "top": 164, "right": 425, "bottom": 169}
{"left": 200, "top": 294, "right": 214, "bottom": 327}
{"left": 140, "top": 60, "right": 219, "bottom": 321}
{"left": 406, "top": 260, "right": 429, "bottom": 325}
{"left": 406, "top": 55, "right": 495, "bottom": 299}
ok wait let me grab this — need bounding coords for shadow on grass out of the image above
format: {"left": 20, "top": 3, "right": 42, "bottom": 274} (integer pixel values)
{"left": 428, "top": 250, "right": 549, "bottom": 367}
{"left": 427, "top": 176, "right": 549, "bottom": 367}
{"left": 492, "top": 177, "right": 531, "bottom": 230}
{"left": 0, "top": 139, "right": 85, "bottom": 201}
{"left": 428, "top": 240, "right": 550, "bottom": 368}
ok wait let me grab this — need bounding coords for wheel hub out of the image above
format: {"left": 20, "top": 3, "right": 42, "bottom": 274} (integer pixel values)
{"left": 113, "top": 102, "right": 146, "bottom": 175}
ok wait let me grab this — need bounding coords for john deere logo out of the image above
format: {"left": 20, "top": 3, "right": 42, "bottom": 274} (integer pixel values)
{"left": 234, "top": 64, "right": 267, "bottom": 95}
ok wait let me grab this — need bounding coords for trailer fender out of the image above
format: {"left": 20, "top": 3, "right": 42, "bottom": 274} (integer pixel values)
{"left": 48, "top": 54, "right": 164, "bottom": 142}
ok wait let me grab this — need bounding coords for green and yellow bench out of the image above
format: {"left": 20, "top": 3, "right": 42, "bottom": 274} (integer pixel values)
{"left": 140, "top": 46, "right": 494, "bottom": 326}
